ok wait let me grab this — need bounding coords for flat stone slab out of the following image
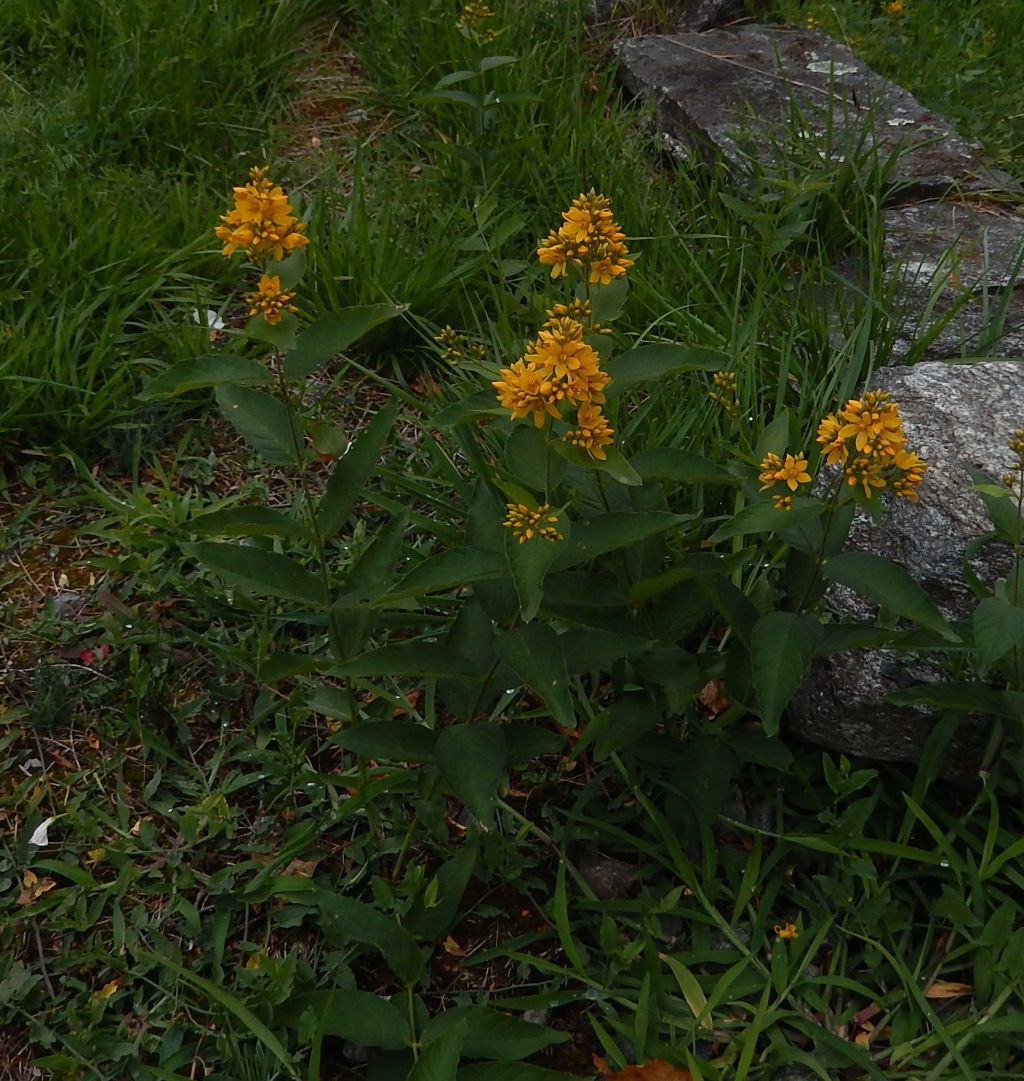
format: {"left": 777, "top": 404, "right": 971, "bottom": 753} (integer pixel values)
{"left": 882, "top": 200, "right": 1024, "bottom": 361}
{"left": 617, "top": 28, "right": 1018, "bottom": 200}
{"left": 790, "top": 361, "right": 1024, "bottom": 775}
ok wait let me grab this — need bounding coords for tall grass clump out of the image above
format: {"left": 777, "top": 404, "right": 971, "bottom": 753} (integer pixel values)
{"left": 0, "top": 0, "right": 325, "bottom": 453}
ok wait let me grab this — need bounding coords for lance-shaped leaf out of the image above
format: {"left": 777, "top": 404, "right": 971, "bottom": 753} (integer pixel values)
{"left": 496, "top": 623, "right": 576, "bottom": 728}
{"left": 424, "top": 1005, "right": 568, "bottom": 1060}
{"left": 318, "top": 401, "right": 399, "bottom": 539}
{"left": 506, "top": 512, "right": 570, "bottom": 622}
{"left": 384, "top": 547, "right": 506, "bottom": 602}
{"left": 215, "top": 384, "right": 304, "bottom": 467}
{"left": 436, "top": 723, "right": 507, "bottom": 827}
{"left": 823, "top": 551, "right": 959, "bottom": 641}
{"left": 603, "top": 344, "right": 726, "bottom": 397}
{"left": 973, "top": 596, "right": 1024, "bottom": 670}
{"left": 283, "top": 305, "right": 403, "bottom": 380}
{"left": 332, "top": 641, "right": 476, "bottom": 679}
{"left": 331, "top": 721, "right": 438, "bottom": 763}
{"left": 139, "top": 355, "right": 271, "bottom": 400}
{"left": 553, "top": 512, "right": 687, "bottom": 571}
{"left": 750, "top": 611, "right": 823, "bottom": 735}
{"left": 189, "top": 506, "right": 313, "bottom": 541}
{"left": 632, "top": 448, "right": 736, "bottom": 486}
{"left": 710, "top": 498, "right": 824, "bottom": 542}
{"left": 189, "top": 542, "right": 326, "bottom": 606}
{"left": 552, "top": 441, "right": 642, "bottom": 486}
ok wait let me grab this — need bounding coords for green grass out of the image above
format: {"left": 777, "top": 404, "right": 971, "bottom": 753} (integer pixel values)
{"left": 767, "top": 0, "right": 1024, "bottom": 174}
{"left": 0, "top": 0, "right": 325, "bottom": 453}
{"left": 4, "top": 1, "right": 1024, "bottom": 1079}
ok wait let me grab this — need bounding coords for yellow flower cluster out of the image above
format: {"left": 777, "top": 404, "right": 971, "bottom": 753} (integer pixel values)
{"left": 503, "top": 503, "right": 563, "bottom": 544}
{"left": 435, "top": 325, "right": 486, "bottom": 365}
{"left": 884, "top": 0, "right": 904, "bottom": 16}
{"left": 492, "top": 315, "right": 613, "bottom": 453}
{"left": 537, "top": 190, "right": 633, "bottom": 285}
{"left": 816, "top": 390, "right": 927, "bottom": 500}
{"left": 215, "top": 166, "right": 309, "bottom": 262}
{"left": 759, "top": 452, "right": 812, "bottom": 510}
{"left": 245, "top": 274, "right": 298, "bottom": 326}
{"left": 545, "top": 299, "right": 609, "bottom": 334}
{"left": 457, "top": 2, "right": 497, "bottom": 42}
{"left": 710, "top": 370, "right": 739, "bottom": 418}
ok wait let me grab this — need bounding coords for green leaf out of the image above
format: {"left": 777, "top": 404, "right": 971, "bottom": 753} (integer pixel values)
{"left": 282, "top": 305, "right": 403, "bottom": 380}
{"left": 245, "top": 310, "right": 299, "bottom": 351}
{"left": 631, "top": 448, "right": 736, "bottom": 485}
{"left": 969, "top": 468, "right": 1022, "bottom": 544}
{"left": 140, "top": 954, "right": 299, "bottom": 1079}
{"left": 139, "top": 355, "right": 271, "bottom": 400}
{"left": 293, "top": 989, "right": 409, "bottom": 1050}
{"left": 436, "top": 724, "right": 507, "bottom": 827}
{"left": 586, "top": 276, "right": 629, "bottom": 324}
{"left": 496, "top": 624, "right": 576, "bottom": 729}
{"left": 555, "top": 512, "right": 686, "bottom": 570}
{"left": 750, "top": 612, "right": 823, "bottom": 735}
{"left": 432, "top": 390, "right": 506, "bottom": 427}
{"left": 503, "top": 725, "right": 565, "bottom": 765}
{"left": 330, "top": 721, "right": 438, "bottom": 763}
{"left": 189, "top": 542, "right": 326, "bottom": 606}
{"left": 574, "top": 695, "right": 661, "bottom": 759}
{"left": 424, "top": 1006, "right": 568, "bottom": 1060}
{"left": 603, "top": 343, "right": 726, "bottom": 397}
{"left": 506, "top": 512, "right": 569, "bottom": 622}
{"left": 973, "top": 596, "right": 1024, "bottom": 669}
{"left": 189, "top": 506, "right": 312, "bottom": 540}
{"left": 886, "top": 682, "right": 1022, "bottom": 719}
{"left": 505, "top": 425, "right": 565, "bottom": 492}
{"left": 215, "top": 384, "right": 303, "bottom": 467}
{"left": 408, "top": 1020, "right": 467, "bottom": 1081}
{"left": 823, "top": 551, "right": 959, "bottom": 641}
{"left": 710, "top": 498, "right": 824, "bottom": 542}
{"left": 383, "top": 547, "right": 505, "bottom": 602}
{"left": 333, "top": 642, "right": 476, "bottom": 679}
{"left": 313, "top": 891, "right": 425, "bottom": 984}
{"left": 318, "top": 402, "right": 399, "bottom": 539}
{"left": 551, "top": 441, "right": 642, "bottom": 485}
{"left": 407, "top": 838, "right": 480, "bottom": 940}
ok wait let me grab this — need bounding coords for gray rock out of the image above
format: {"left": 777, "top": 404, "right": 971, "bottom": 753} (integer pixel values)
{"left": 616, "top": 28, "right": 1017, "bottom": 200}
{"left": 882, "top": 200, "right": 1024, "bottom": 362}
{"left": 789, "top": 361, "right": 1024, "bottom": 774}
{"left": 576, "top": 853, "right": 637, "bottom": 899}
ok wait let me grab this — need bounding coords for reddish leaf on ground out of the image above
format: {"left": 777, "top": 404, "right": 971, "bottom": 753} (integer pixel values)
{"left": 594, "top": 1057, "right": 693, "bottom": 1081}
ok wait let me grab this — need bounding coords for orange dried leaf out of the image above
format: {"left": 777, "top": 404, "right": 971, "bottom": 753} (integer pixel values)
{"left": 16, "top": 870, "right": 57, "bottom": 906}
{"left": 442, "top": 935, "right": 466, "bottom": 957}
{"left": 283, "top": 858, "right": 319, "bottom": 878}
{"left": 597, "top": 1059, "right": 693, "bottom": 1081}
{"left": 696, "top": 679, "right": 729, "bottom": 717}
{"left": 924, "top": 980, "right": 973, "bottom": 999}
{"left": 91, "top": 979, "right": 120, "bottom": 1002}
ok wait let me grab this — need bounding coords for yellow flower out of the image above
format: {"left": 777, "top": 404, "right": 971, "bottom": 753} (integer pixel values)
{"left": 845, "top": 455, "right": 887, "bottom": 498}
{"left": 773, "top": 494, "right": 794, "bottom": 511}
{"left": 503, "top": 503, "right": 563, "bottom": 544}
{"left": 215, "top": 166, "right": 309, "bottom": 262}
{"left": 537, "top": 190, "right": 632, "bottom": 283}
{"left": 563, "top": 403, "right": 615, "bottom": 460}
{"left": 837, "top": 392, "right": 904, "bottom": 457}
{"left": 884, "top": 0, "right": 904, "bottom": 16}
{"left": 710, "top": 370, "right": 738, "bottom": 416}
{"left": 759, "top": 452, "right": 811, "bottom": 493}
{"left": 774, "top": 922, "right": 799, "bottom": 940}
{"left": 891, "top": 448, "right": 928, "bottom": 500}
{"left": 492, "top": 360, "right": 566, "bottom": 427}
{"left": 245, "top": 274, "right": 298, "bottom": 326}
{"left": 816, "top": 414, "right": 847, "bottom": 465}
{"left": 456, "top": 1, "right": 497, "bottom": 41}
